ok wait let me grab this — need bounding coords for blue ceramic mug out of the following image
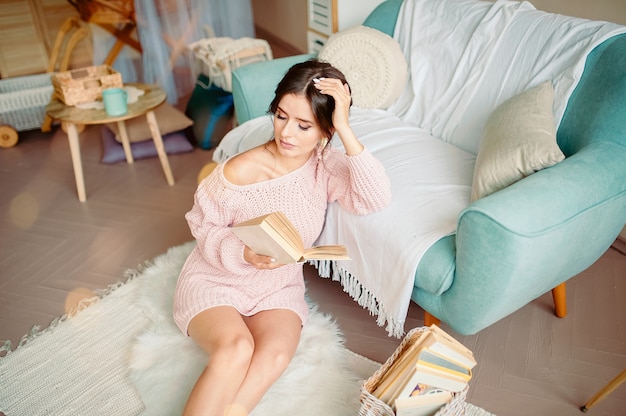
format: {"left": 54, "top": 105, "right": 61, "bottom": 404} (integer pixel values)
{"left": 102, "top": 88, "right": 128, "bottom": 116}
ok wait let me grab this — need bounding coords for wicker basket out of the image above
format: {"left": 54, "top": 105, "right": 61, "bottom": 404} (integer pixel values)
{"left": 359, "top": 327, "right": 468, "bottom": 416}
{"left": 0, "top": 73, "right": 54, "bottom": 131}
{"left": 51, "top": 65, "right": 123, "bottom": 106}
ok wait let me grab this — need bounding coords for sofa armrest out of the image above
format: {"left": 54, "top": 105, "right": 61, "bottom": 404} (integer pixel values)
{"left": 414, "top": 142, "right": 626, "bottom": 334}
{"left": 231, "top": 54, "right": 315, "bottom": 125}
{"left": 465, "top": 142, "right": 625, "bottom": 235}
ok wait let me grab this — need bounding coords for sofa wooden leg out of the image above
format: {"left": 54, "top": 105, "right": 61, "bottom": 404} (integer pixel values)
{"left": 424, "top": 311, "right": 440, "bottom": 327}
{"left": 552, "top": 282, "right": 567, "bottom": 318}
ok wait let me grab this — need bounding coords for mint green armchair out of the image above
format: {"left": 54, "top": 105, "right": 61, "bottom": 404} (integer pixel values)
{"left": 231, "top": 0, "right": 626, "bottom": 335}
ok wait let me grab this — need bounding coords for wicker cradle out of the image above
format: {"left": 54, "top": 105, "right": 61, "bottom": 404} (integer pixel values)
{"left": 359, "top": 327, "right": 468, "bottom": 416}
{"left": 0, "top": 74, "right": 54, "bottom": 147}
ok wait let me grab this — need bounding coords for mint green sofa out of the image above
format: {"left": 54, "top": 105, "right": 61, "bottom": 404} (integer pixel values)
{"left": 230, "top": 0, "right": 626, "bottom": 335}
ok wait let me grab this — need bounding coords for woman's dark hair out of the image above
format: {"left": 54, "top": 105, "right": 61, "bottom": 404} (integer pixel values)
{"left": 269, "top": 59, "right": 351, "bottom": 141}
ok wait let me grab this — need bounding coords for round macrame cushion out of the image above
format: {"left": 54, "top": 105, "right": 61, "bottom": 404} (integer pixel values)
{"left": 318, "top": 25, "right": 408, "bottom": 109}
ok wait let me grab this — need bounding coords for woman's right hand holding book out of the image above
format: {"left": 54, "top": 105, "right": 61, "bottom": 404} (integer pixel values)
{"left": 243, "top": 245, "right": 285, "bottom": 270}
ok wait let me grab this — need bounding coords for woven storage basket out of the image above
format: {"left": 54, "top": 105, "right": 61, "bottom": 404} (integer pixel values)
{"left": 0, "top": 73, "right": 54, "bottom": 131}
{"left": 359, "top": 327, "right": 468, "bottom": 416}
{"left": 51, "top": 65, "right": 122, "bottom": 106}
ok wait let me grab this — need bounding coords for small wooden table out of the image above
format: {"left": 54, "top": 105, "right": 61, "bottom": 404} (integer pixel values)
{"left": 46, "top": 83, "right": 174, "bottom": 202}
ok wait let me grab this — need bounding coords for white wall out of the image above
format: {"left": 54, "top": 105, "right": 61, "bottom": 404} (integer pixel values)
{"left": 526, "top": 0, "right": 626, "bottom": 25}
{"left": 251, "top": 0, "right": 308, "bottom": 52}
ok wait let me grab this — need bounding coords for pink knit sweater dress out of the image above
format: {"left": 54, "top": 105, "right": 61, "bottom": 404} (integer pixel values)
{"left": 173, "top": 146, "right": 391, "bottom": 335}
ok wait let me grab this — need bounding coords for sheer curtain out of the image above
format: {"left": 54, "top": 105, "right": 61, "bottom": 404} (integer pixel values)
{"left": 92, "top": 0, "right": 255, "bottom": 104}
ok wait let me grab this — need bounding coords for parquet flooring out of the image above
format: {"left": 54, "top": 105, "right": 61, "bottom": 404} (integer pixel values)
{"left": 1, "top": 118, "right": 625, "bottom": 416}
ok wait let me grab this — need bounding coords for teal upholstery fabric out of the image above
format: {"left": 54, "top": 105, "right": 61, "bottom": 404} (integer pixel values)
{"left": 362, "top": 0, "right": 404, "bottom": 36}
{"left": 231, "top": 1, "right": 626, "bottom": 335}
{"left": 558, "top": 34, "right": 626, "bottom": 153}
{"left": 412, "top": 235, "right": 456, "bottom": 295}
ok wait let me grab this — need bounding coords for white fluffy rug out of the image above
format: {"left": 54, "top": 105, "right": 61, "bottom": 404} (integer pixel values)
{"left": 126, "top": 242, "right": 371, "bottom": 416}
{"left": 0, "top": 242, "right": 495, "bottom": 416}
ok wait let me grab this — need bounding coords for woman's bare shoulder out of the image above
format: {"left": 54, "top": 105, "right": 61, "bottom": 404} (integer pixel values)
{"left": 223, "top": 144, "right": 269, "bottom": 185}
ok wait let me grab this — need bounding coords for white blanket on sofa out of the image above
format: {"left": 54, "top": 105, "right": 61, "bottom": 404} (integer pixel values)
{"left": 313, "top": 110, "right": 474, "bottom": 337}
{"left": 390, "top": 0, "right": 626, "bottom": 155}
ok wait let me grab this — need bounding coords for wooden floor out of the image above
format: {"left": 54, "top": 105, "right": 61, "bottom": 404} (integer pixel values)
{"left": 1, "top": 112, "right": 625, "bottom": 415}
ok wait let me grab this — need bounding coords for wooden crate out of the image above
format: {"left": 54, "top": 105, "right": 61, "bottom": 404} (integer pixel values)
{"left": 51, "top": 65, "right": 122, "bottom": 106}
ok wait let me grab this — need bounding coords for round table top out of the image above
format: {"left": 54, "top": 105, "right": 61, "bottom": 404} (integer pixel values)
{"left": 46, "top": 83, "right": 166, "bottom": 125}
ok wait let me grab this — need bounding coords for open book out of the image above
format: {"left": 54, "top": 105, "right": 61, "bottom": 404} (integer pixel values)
{"left": 231, "top": 211, "right": 350, "bottom": 264}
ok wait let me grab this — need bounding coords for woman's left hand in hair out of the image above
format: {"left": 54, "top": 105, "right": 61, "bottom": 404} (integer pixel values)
{"left": 314, "top": 78, "right": 363, "bottom": 155}
{"left": 314, "top": 78, "right": 351, "bottom": 130}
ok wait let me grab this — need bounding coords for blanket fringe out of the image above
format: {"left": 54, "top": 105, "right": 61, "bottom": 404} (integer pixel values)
{"left": 0, "top": 259, "right": 155, "bottom": 358}
{"left": 309, "top": 260, "right": 406, "bottom": 338}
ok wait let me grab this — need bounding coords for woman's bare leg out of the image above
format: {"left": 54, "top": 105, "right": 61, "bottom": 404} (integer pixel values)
{"left": 234, "top": 309, "right": 302, "bottom": 412}
{"left": 184, "top": 306, "right": 254, "bottom": 416}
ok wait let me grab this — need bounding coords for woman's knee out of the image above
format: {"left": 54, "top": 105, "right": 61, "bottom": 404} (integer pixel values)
{"left": 274, "top": 350, "right": 294, "bottom": 374}
{"left": 212, "top": 333, "right": 255, "bottom": 368}
{"left": 259, "top": 345, "right": 296, "bottom": 376}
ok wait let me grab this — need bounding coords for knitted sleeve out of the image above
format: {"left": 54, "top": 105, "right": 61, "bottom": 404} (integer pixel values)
{"left": 323, "top": 147, "right": 392, "bottom": 214}
{"left": 185, "top": 175, "right": 250, "bottom": 274}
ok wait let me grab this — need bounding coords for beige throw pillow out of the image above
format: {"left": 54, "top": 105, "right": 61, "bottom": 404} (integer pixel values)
{"left": 471, "top": 81, "right": 565, "bottom": 201}
{"left": 318, "top": 25, "right": 408, "bottom": 109}
{"left": 106, "top": 103, "right": 193, "bottom": 143}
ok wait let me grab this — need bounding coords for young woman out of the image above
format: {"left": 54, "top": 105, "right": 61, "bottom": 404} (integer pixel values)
{"left": 173, "top": 59, "right": 391, "bottom": 416}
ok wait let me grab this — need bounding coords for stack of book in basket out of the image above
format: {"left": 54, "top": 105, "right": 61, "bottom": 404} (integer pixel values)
{"left": 360, "top": 325, "right": 477, "bottom": 416}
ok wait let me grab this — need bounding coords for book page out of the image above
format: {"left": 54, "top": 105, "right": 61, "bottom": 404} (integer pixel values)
{"left": 302, "top": 245, "right": 350, "bottom": 261}
{"left": 418, "top": 350, "right": 471, "bottom": 377}
{"left": 428, "top": 325, "right": 476, "bottom": 369}
{"left": 266, "top": 211, "right": 304, "bottom": 254}
{"left": 231, "top": 221, "right": 299, "bottom": 263}
{"left": 394, "top": 383, "right": 452, "bottom": 410}
{"left": 373, "top": 330, "right": 431, "bottom": 400}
